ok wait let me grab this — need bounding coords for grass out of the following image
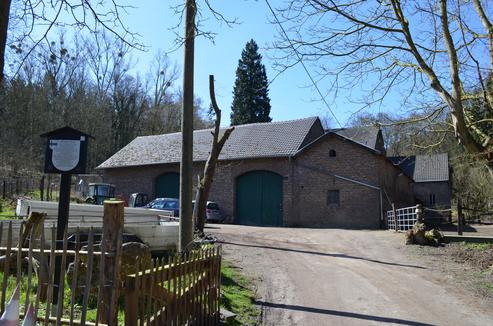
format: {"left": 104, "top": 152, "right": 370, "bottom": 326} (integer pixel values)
{"left": 0, "top": 199, "right": 16, "bottom": 219}
{"left": 0, "top": 271, "right": 125, "bottom": 324}
{"left": 461, "top": 242, "right": 492, "bottom": 250}
{"left": 220, "top": 261, "right": 259, "bottom": 325}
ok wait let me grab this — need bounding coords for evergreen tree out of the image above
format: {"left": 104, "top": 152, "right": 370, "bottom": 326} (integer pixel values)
{"left": 231, "top": 39, "right": 272, "bottom": 125}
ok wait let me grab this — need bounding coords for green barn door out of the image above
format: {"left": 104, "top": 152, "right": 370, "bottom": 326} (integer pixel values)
{"left": 236, "top": 171, "right": 283, "bottom": 226}
{"left": 155, "top": 173, "right": 180, "bottom": 198}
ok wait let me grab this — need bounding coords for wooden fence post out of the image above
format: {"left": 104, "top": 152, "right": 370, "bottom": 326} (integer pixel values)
{"left": 47, "top": 175, "right": 51, "bottom": 201}
{"left": 416, "top": 204, "right": 424, "bottom": 223}
{"left": 392, "top": 203, "right": 398, "bottom": 232}
{"left": 124, "top": 277, "right": 138, "bottom": 326}
{"left": 100, "top": 200, "right": 124, "bottom": 325}
{"left": 457, "top": 198, "right": 463, "bottom": 236}
{"left": 40, "top": 175, "right": 45, "bottom": 201}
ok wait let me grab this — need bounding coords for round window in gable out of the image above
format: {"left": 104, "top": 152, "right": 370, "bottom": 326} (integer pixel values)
{"left": 329, "top": 149, "right": 336, "bottom": 157}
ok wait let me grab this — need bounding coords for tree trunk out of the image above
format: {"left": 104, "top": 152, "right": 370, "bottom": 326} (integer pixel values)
{"left": 194, "top": 75, "right": 234, "bottom": 233}
{"left": 0, "top": 0, "right": 11, "bottom": 85}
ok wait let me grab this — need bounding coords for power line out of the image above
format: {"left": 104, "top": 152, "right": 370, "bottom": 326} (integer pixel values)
{"left": 264, "top": 0, "right": 343, "bottom": 128}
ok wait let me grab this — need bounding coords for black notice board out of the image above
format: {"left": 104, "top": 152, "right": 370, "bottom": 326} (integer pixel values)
{"left": 41, "top": 126, "right": 92, "bottom": 174}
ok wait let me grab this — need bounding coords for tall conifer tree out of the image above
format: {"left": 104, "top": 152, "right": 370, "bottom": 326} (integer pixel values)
{"left": 231, "top": 39, "right": 271, "bottom": 125}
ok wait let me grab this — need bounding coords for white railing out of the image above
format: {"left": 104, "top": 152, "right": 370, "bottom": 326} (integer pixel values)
{"left": 387, "top": 205, "right": 417, "bottom": 231}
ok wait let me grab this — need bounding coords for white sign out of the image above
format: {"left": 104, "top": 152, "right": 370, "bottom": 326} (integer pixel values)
{"left": 49, "top": 139, "right": 81, "bottom": 171}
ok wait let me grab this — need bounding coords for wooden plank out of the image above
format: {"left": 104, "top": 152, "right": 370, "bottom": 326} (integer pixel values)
{"left": 160, "top": 257, "right": 166, "bottom": 325}
{"left": 0, "top": 221, "right": 9, "bottom": 314}
{"left": 45, "top": 227, "right": 57, "bottom": 325}
{"left": 216, "top": 245, "right": 222, "bottom": 324}
{"left": 138, "top": 259, "right": 145, "bottom": 326}
{"left": 18, "top": 200, "right": 173, "bottom": 219}
{"left": 56, "top": 229, "right": 69, "bottom": 326}
{"left": 172, "top": 254, "right": 178, "bottom": 326}
{"left": 34, "top": 225, "right": 45, "bottom": 317}
{"left": 166, "top": 256, "right": 172, "bottom": 326}
{"left": 180, "top": 253, "right": 186, "bottom": 326}
{"left": 182, "top": 251, "right": 188, "bottom": 324}
{"left": 69, "top": 229, "right": 81, "bottom": 326}
{"left": 107, "top": 202, "right": 124, "bottom": 326}
{"left": 124, "top": 275, "right": 138, "bottom": 326}
{"left": 16, "top": 222, "right": 23, "bottom": 285}
{"left": 96, "top": 200, "right": 125, "bottom": 325}
{"left": 199, "top": 248, "right": 204, "bottom": 324}
{"left": 190, "top": 251, "right": 195, "bottom": 323}
{"left": 95, "top": 230, "right": 105, "bottom": 326}
{"left": 146, "top": 259, "right": 155, "bottom": 326}
{"left": 80, "top": 229, "right": 95, "bottom": 326}
{"left": 25, "top": 228, "right": 35, "bottom": 313}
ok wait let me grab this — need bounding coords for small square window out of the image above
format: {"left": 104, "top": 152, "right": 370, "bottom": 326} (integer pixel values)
{"left": 327, "top": 190, "right": 340, "bottom": 206}
{"left": 329, "top": 149, "right": 336, "bottom": 157}
{"left": 429, "top": 194, "right": 436, "bottom": 206}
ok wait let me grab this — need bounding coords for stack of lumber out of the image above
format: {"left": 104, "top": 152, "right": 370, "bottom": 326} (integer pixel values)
{"left": 5, "top": 199, "right": 179, "bottom": 252}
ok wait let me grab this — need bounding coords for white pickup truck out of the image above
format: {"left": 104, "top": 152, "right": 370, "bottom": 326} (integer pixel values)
{"left": 12, "top": 199, "right": 179, "bottom": 253}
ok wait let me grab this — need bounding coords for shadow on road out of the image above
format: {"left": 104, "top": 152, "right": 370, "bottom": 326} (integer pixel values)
{"left": 220, "top": 241, "right": 426, "bottom": 269}
{"left": 256, "top": 301, "right": 434, "bottom": 326}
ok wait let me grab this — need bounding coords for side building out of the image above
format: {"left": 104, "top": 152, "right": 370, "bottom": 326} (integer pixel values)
{"left": 389, "top": 154, "right": 452, "bottom": 221}
{"left": 97, "top": 117, "right": 415, "bottom": 228}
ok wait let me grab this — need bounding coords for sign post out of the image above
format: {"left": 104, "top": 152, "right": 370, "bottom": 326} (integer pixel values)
{"left": 41, "top": 126, "right": 91, "bottom": 305}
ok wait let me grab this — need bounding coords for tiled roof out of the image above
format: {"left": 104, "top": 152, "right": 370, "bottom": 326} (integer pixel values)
{"left": 389, "top": 153, "right": 449, "bottom": 182}
{"left": 97, "top": 117, "right": 322, "bottom": 169}
{"left": 333, "top": 126, "right": 380, "bottom": 149}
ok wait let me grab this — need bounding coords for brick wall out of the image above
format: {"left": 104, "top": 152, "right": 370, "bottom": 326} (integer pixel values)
{"left": 209, "top": 158, "right": 291, "bottom": 222}
{"left": 102, "top": 158, "right": 291, "bottom": 222}
{"left": 290, "top": 134, "right": 382, "bottom": 228}
{"left": 101, "top": 134, "right": 414, "bottom": 229}
{"left": 377, "top": 157, "right": 415, "bottom": 211}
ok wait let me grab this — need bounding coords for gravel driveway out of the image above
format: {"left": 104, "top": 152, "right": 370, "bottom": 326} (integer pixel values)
{"left": 210, "top": 225, "right": 493, "bottom": 326}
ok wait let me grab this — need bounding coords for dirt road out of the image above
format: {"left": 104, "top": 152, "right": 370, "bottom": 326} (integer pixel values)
{"left": 210, "top": 225, "right": 493, "bottom": 326}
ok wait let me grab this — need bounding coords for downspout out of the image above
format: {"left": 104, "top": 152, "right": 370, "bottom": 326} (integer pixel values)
{"left": 380, "top": 189, "right": 384, "bottom": 227}
{"left": 288, "top": 155, "right": 295, "bottom": 226}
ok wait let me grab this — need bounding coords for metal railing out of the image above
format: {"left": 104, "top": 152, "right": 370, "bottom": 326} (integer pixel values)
{"left": 387, "top": 205, "right": 417, "bottom": 231}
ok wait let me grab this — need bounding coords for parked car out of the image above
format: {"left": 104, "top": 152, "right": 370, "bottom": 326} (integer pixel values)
{"left": 145, "top": 198, "right": 179, "bottom": 217}
{"left": 192, "top": 201, "right": 223, "bottom": 223}
{"left": 129, "top": 193, "right": 149, "bottom": 207}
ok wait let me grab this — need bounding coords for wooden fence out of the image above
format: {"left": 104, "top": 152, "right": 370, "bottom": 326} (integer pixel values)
{"left": 125, "top": 247, "right": 222, "bottom": 326}
{"left": 0, "top": 202, "right": 222, "bottom": 325}
{"left": 0, "top": 219, "right": 111, "bottom": 325}
{"left": 1, "top": 175, "right": 61, "bottom": 201}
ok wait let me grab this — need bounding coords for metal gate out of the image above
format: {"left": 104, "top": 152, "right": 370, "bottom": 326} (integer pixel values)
{"left": 387, "top": 205, "right": 417, "bottom": 231}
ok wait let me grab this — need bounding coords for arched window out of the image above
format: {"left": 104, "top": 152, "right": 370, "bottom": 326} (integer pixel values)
{"left": 329, "top": 149, "right": 336, "bottom": 157}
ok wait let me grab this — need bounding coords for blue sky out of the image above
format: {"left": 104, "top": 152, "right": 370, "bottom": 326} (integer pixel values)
{"left": 124, "top": 0, "right": 357, "bottom": 127}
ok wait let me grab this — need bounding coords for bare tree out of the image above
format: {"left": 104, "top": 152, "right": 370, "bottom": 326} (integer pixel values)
{"left": 0, "top": 0, "right": 12, "bottom": 83}
{"left": 1, "top": 0, "right": 140, "bottom": 84}
{"left": 273, "top": 0, "right": 493, "bottom": 174}
{"left": 84, "top": 31, "right": 131, "bottom": 100}
{"left": 193, "top": 75, "right": 234, "bottom": 234}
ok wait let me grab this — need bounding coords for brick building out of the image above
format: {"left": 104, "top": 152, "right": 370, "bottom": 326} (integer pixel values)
{"left": 97, "top": 117, "right": 415, "bottom": 228}
{"left": 389, "top": 154, "right": 452, "bottom": 221}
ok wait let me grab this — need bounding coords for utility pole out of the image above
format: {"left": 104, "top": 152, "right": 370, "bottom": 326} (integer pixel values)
{"left": 179, "top": 0, "right": 196, "bottom": 252}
